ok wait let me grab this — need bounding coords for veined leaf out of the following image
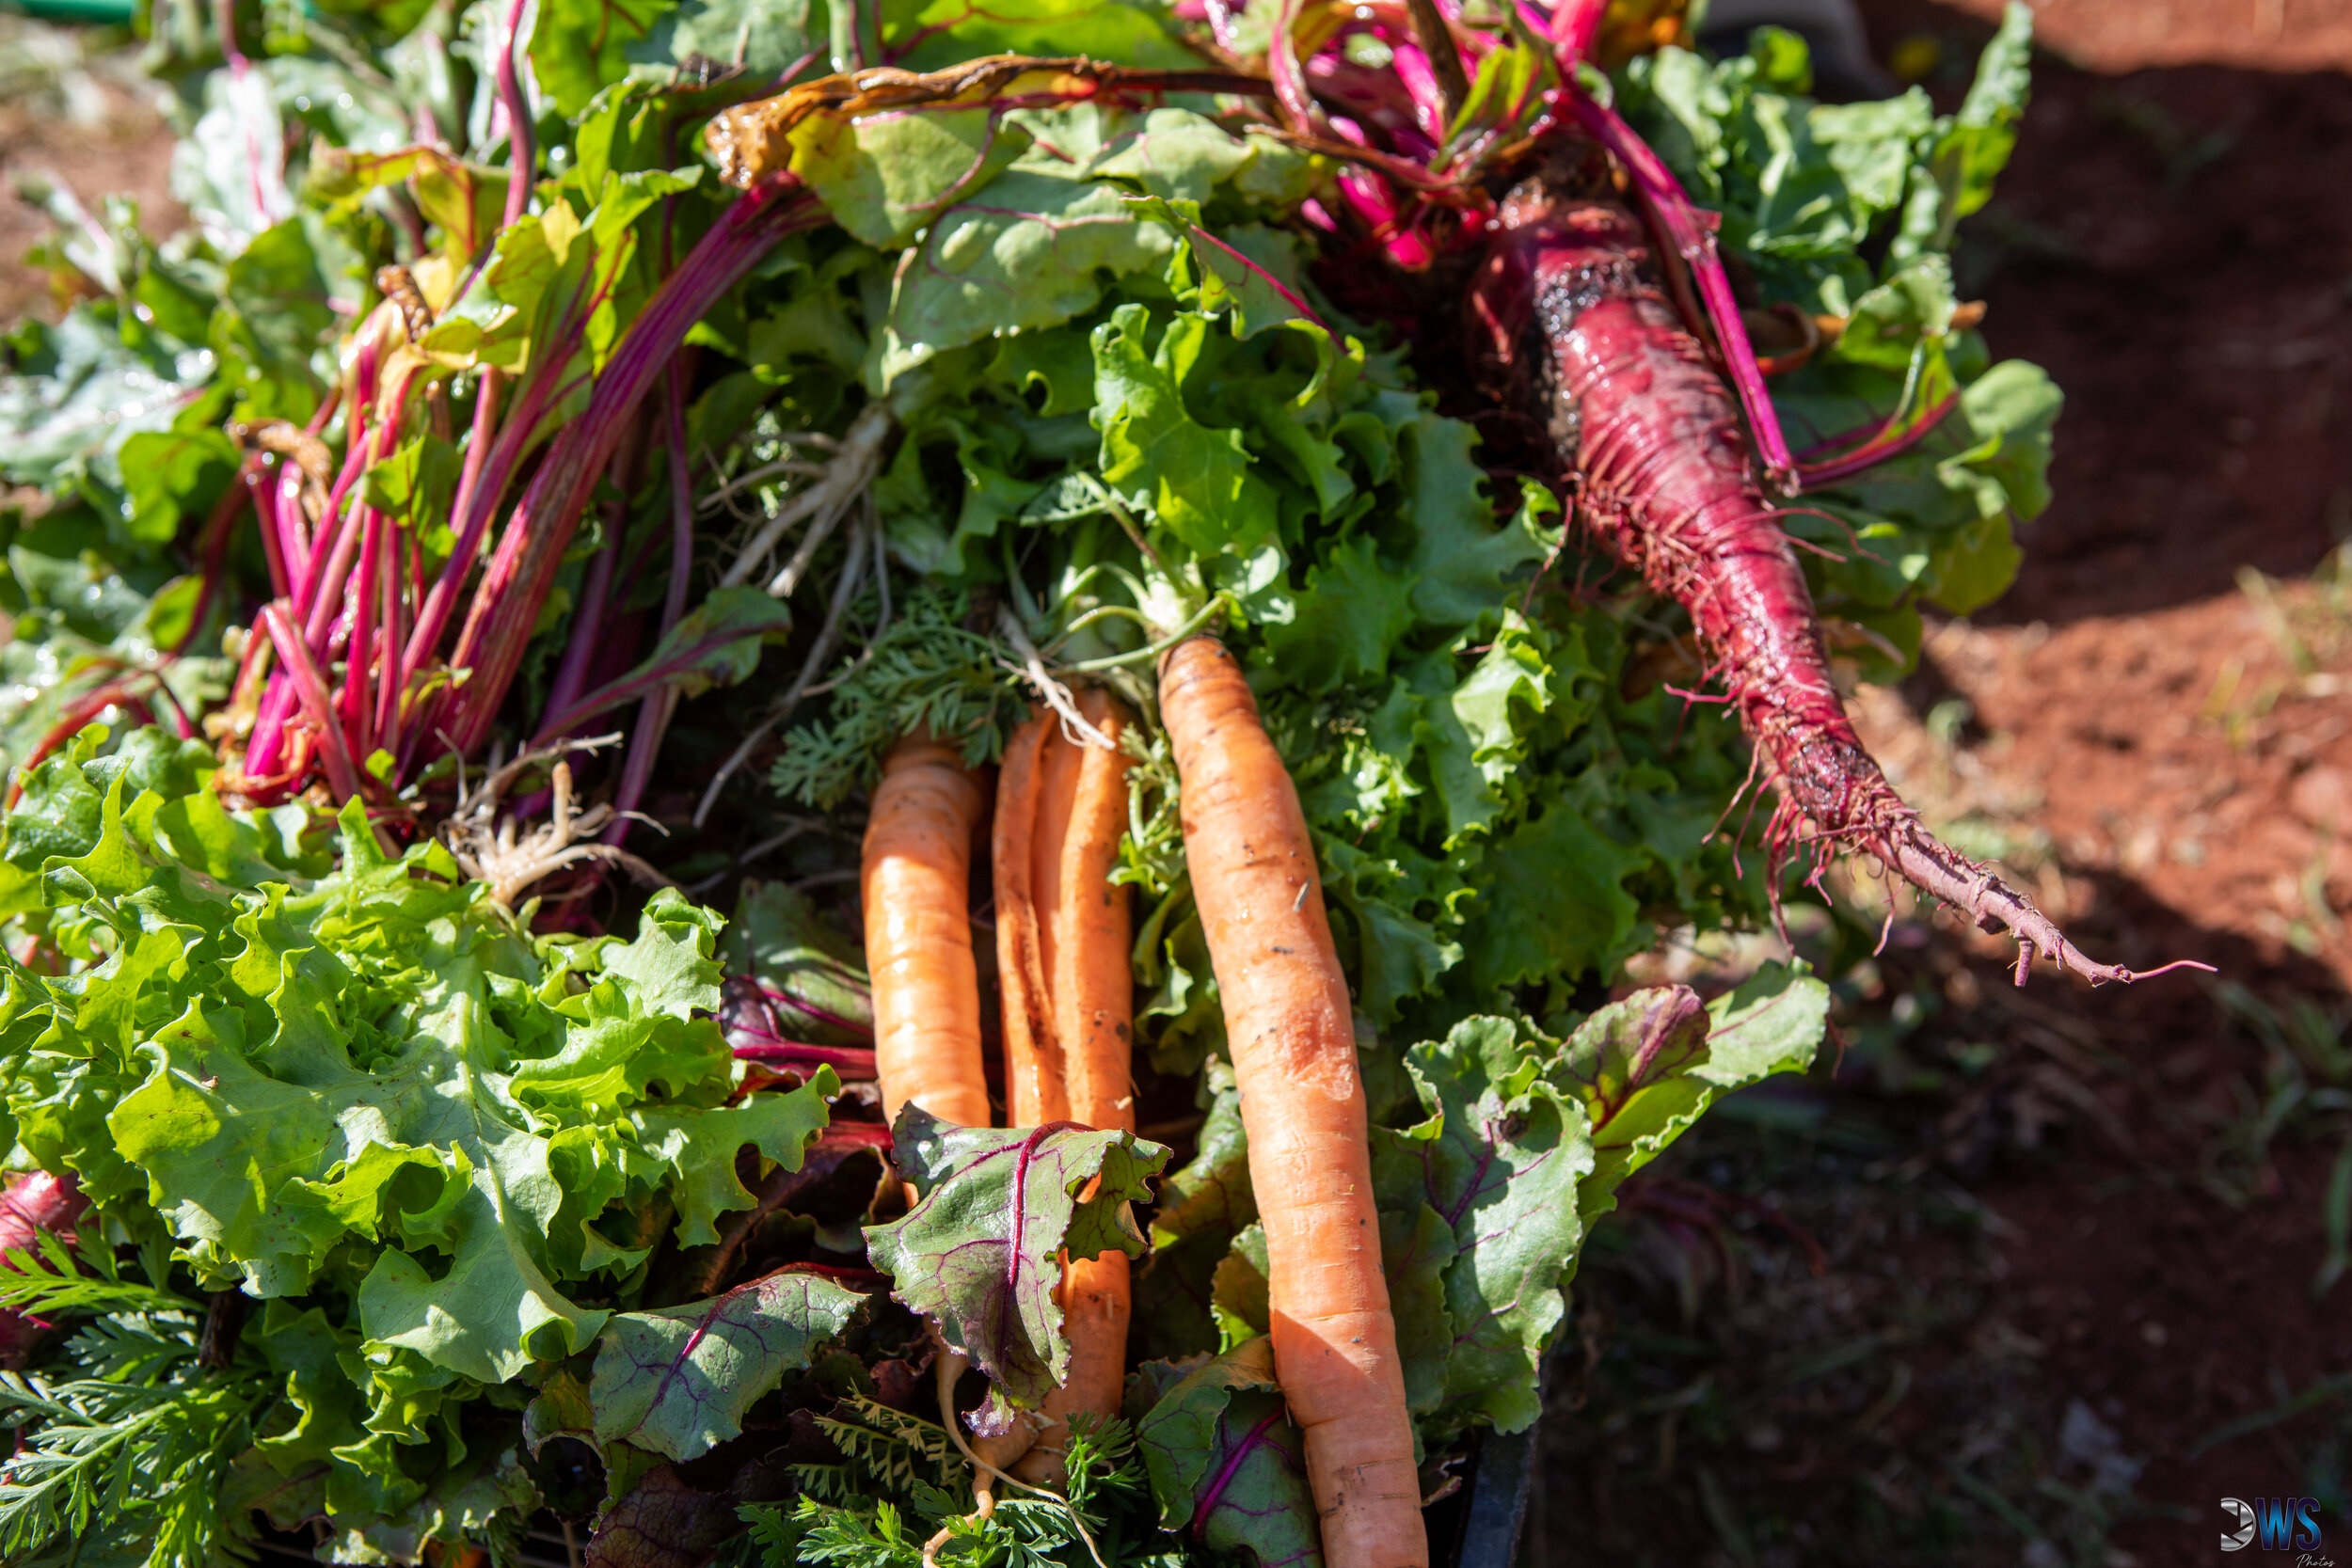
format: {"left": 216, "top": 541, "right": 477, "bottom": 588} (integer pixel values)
{"left": 864, "top": 1106, "right": 1167, "bottom": 1426}
{"left": 590, "top": 1267, "right": 866, "bottom": 1462}
{"left": 1134, "top": 1337, "right": 1322, "bottom": 1568}
{"left": 1372, "top": 1016, "right": 1593, "bottom": 1436}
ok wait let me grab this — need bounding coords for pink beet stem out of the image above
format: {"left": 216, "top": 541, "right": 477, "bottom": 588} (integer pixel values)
{"left": 1551, "top": 0, "right": 1605, "bottom": 59}
{"left": 438, "top": 177, "right": 822, "bottom": 759}
{"left": 1799, "top": 390, "right": 1961, "bottom": 489}
{"left": 604, "top": 361, "right": 700, "bottom": 848}
{"left": 262, "top": 604, "right": 368, "bottom": 806}
{"left": 733, "top": 1039, "right": 881, "bottom": 1078}
{"left": 1558, "top": 83, "right": 1802, "bottom": 493}
{"left": 339, "top": 509, "right": 385, "bottom": 760}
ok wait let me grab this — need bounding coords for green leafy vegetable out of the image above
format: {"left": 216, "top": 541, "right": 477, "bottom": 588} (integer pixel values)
{"left": 865, "top": 1106, "right": 1168, "bottom": 1426}
{"left": 0, "top": 740, "right": 845, "bottom": 1551}
{"left": 1366, "top": 968, "right": 1827, "bottom": 1445}
{"left": 1133, "top": 1338, "right": 1322, "bottom": 1568}
{"left": 590, "top": 1266, "right": 866, "bottom": 1461}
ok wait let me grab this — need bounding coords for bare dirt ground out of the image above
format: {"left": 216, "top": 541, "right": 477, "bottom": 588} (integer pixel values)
{"left": 1528, "top": 6, "right": 2352, "bottom": 1567}
{"left": 0, "top": 16, "right": 183, "bottom": 327}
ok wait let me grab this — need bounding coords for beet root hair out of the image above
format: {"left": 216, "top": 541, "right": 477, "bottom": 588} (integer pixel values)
{"left": 1470, "top": 190, "right": 2191, "bottom": 988}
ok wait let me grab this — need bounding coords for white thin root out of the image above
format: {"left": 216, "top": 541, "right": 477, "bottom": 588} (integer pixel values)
{"left": 996, "top": 604, "right": 1114, "bottom": 752}
{"left": 718, "top": 403, "right": 897, "bottom": 595}
{"left": 441, "top": 734, "right": 676, "bottom": 909}
{"left": 928, "top": 1347, "right": 1106, "bottom": 1568}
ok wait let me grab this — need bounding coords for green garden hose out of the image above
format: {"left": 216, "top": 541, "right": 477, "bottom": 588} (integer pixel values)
{"left": 1, "top": 0, "right": 141, "bottom": 26}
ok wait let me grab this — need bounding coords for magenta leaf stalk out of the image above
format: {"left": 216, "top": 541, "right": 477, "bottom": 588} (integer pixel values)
{"left": 602, "top": 363, "right": 699, "bottom": 847}
{"left": 374, "top": 518, "right": 405, "bottom": 760}
{"left": 1549, "top": 0, "right": 1605, "bottom": 59}
{"left": 441, "top": 368, "right": 503, "bottom": 576}
{"left": 497, "top": 0, "right": 534, "bottom": 230}
{"left": 337, "top": 509, "right": 385, "bottom": 758}
{"left": 1558, "top": 82, "right": 1803, "bottom": 493}
{"left": 260, "top": 605, "right": 365, "bottom": 803}
{"left": 438, "top": 176, "right": 823, "bottom": 759}
{"left": 732, "top": 1040, "right": 880, "bottom": 1078}
{"left": 538, "top": 496, "right": 624, "bottom": 733}
{"left": 1798, "top": 390, "right": 1962, "bottom": 489}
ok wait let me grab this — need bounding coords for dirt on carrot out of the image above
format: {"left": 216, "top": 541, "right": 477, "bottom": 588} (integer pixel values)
{"left": 1161, "top": 634, "right": 1427, "bottom": 1568}
{"left": 991, "top": 688, "right": 1138, "bottom": 1486}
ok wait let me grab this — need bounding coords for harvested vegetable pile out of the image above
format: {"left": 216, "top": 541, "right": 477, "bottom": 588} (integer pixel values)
{"left": 0, "top": 0, "right": 2139, "bottom": 1562}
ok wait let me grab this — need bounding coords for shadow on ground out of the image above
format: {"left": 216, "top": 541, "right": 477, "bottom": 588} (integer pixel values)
{"left": 1867, "top": 0, "right": 2352, "bottom": 627}
{"left": 1530, "top": 876, "right": 2349, "bottom": 1568}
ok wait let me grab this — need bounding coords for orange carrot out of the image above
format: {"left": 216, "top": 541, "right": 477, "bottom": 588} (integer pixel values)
{"left": 862, "top": 733, "right": 990, "bottom": 1134}
{"left": 1040, "top": 689, "right": 1136, "bottom": 1141}
{"left": 992, "top": 712, "right": 1065, "bottom": 1128}
{"left": 992, "top": 689, "right": 1136, "bottom": 1485}
{"left": 1160, "top": 637, "right": 1426, "bottom": 1568}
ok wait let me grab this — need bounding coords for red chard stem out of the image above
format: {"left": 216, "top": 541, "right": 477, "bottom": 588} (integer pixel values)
{"left": 439, "top": 177, "right": 821, "bottom": 758}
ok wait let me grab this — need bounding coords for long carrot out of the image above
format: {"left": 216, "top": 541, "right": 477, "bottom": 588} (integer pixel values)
{"left": 862, "top": 732, "right": 1042, "bottom": 1501}
{"left": 862, "top": 733, "right": 991, "bottom": 1133}
{"left": 993, "top": 712, "right": 1064, "bottom": 1128}
{"left": 1037, "top": 689, "right": 1136, "bottom": 1145}
{"left": 1159, "top": 637, "right": 1425, "bottom": 1568}
{"left": 992, "top": 689, "right": 1138, "bottom": 1486}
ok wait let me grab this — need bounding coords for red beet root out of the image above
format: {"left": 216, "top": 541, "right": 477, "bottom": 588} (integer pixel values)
{"left": 0, "top": 1170, "right": 86, "bottom": 1366}
{"left": 1471, "top": 189, "right": 2183, "bottom": 988}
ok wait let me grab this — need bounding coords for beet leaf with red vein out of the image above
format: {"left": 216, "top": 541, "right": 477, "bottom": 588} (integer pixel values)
{"left": 863, "top": 1105, "right": 1168, "bottom": 1430}
{"left": 588, "top": 1265, "right": 866, "bottom": 1462}
{"left": 1134, "top": 1337, "right": 1322, "bottom": 1568}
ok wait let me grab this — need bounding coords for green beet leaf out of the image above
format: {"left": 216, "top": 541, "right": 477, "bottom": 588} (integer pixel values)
{"left": 1134, "top": 1337, "right": 1322, "bottom": 1568}
{"left": 722, "top": 879, "right": 874, "bottom": 1045}
{"left": 881, "top": 168, "right": 1175, "bottom": 386}
{"left": 1207, "top": 1222, "right": 1268, "bottom": 1352}
{"left": 865, "top": 1105, "right": 1168, "bottom": 1425}
{"left": 531, "top": 0, "right": 677, "bottom": 119}
{"left": 1149, "top": 1057, "right": 1253, "bottom": 1248}
{"left": 781, "top": 101, "right": 1029, "bottom": 250}
{"left": 590, "top": 1266, "right": 866, "bottom": 1461}
{"left": 866, "top": 0, "right": 1197, "bottom": 72}
{"left": 1372, "top": 1017, "right": 1592, "bottom": 1436}
{"left": 1551, "top": 964, "right": 1830, "bottom": 1229}
{"left": 1372, "top": 973, "right": 1830, "bottom": 1443}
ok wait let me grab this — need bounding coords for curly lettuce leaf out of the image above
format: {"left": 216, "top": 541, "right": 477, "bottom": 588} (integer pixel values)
{"left": 0, "top": 743, "right": 848, "bottom": 1535}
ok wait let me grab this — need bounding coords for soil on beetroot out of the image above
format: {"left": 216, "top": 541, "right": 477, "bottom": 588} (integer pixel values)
{"left": 1525, "top": 7, "right": 2352, "bottom": 1567}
